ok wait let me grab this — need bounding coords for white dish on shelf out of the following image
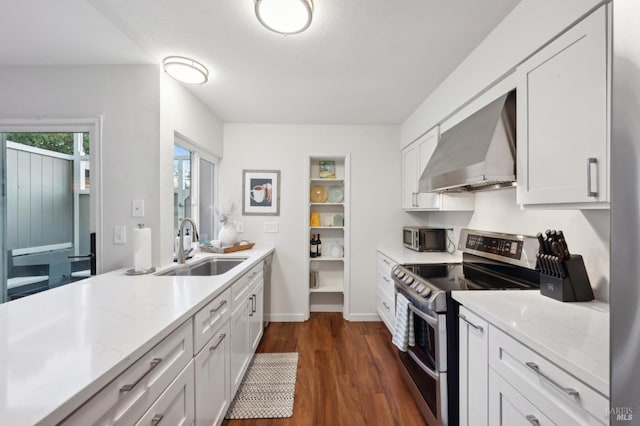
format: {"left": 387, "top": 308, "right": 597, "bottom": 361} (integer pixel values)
{"left": 326, "top": 185, "right": 344, "bottom": 203}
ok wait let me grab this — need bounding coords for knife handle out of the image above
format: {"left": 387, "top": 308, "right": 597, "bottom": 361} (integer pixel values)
{"left": 536, "top": 233, "right": 546, "bottom": 254}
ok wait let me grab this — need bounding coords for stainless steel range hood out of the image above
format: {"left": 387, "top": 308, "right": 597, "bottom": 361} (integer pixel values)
{"left": 419, "top": 91, "right": 516, "bottom": 193}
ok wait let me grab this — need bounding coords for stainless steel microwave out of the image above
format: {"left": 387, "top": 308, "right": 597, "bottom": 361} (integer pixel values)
{"left": 403, "top": 227, "right": 447, "bottom": 252}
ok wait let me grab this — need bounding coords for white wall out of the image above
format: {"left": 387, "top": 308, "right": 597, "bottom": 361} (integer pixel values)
{"left": 0, "top": 65, "right": 161, "bottom": 272}
{"left": 159, "top": 75, "right": 224, "bottom": 265}
{"left": 220, "top": 124, "right": 401, "bottom": 321}
{"left": 421, "top": 189, "right": 610, "bottom": 301}
{"left": 401, "top": 0, "right": 606, "bottom": 147}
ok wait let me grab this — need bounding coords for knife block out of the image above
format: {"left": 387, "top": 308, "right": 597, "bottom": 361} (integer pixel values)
{"left": 539, "top": 255, "right": 594, "bottom": 302}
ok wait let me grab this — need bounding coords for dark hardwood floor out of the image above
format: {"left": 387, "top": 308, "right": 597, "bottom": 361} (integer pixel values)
{"left": 223, "top": 313, "right": 427, "bottom": 426}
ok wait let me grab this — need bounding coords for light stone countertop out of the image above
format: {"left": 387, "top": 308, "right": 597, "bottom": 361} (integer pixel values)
{"left": 453, "top": 290, "right": 609, "bottom": 396}
{"left": 377, "top": 243, "right": 463, "bottom": 265}
{"left": 0, "top": 246, "right": 274, "bottom": 426}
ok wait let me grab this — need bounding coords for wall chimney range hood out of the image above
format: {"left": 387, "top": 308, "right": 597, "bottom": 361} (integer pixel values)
{"left": 419, "top": 91, "right": 516, "bottom": 193}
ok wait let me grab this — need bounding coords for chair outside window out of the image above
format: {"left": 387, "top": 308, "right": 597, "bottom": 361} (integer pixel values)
{"left": 7, "top": 250, "right": 50, "bottom": 300}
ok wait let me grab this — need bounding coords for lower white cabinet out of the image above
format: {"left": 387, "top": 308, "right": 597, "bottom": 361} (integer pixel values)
{"left": 459, "top": 305, "right": 608, "bottom": 426}
{"left": 230, "top": 273, "right": 265, "bottom": 397}
{"left": 488, "top": 368, "right": 553, "bottom": 426}
{"left": 135, "top": 361, "right": 195, "bottom": 426}
{"left": 376, "top": 252, "right": 396, "bottom": 333}
{"left": 195, "top": 321, "right": 230, "bottom": 426}
{"left": 63, "top": 319, "right": 194, "bottom": 425}
{"left": 458, "top": 307, "right": 489, "bottom": 426}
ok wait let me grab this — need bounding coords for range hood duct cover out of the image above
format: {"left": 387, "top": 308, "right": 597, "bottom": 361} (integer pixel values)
{"left": 419, "top": 91, "right": 516, "bottom": 193}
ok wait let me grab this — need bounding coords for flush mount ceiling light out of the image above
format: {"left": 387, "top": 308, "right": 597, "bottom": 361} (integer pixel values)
{"left": 255, "top": 0, "right": 313, "bottom": 35}
{"left": 162, "top": 56, "right": 209, "bottom": 85}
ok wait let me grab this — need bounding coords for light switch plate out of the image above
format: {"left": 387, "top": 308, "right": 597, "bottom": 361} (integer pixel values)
{"left": 132, "top": 200, "right": 144, "bottom": 218}
{"left": 114, "top": 226, "right": 126, "bottom": 244}
{"left": 263, "top": 222, "right": 278, "bottom": 233}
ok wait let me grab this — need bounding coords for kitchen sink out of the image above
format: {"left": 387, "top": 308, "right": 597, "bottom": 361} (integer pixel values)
{"left": 157, "top": 257, "right": 247, "bottom": 276}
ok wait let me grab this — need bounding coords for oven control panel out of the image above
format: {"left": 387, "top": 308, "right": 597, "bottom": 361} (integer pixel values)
{"left": 465, "top": 233, "right": 523, "bottom": 260}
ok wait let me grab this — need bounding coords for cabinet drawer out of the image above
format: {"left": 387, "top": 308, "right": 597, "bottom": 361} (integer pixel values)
{"left": 64, "top": 319, "right": 194, "bottom": 426}
{"left": 231, "top": 264, "right": 262, "bottom": 311}
{"left": 376, "top": 270, "right": 394, "bottom": 296}
{"left": 376, "top": 253, "right": 396, "bottom": 276}
{"left": 194, "top": 287, "right": 231, "bottom": 354}
{"left": 489, "top": 327, "right": 607, "bottom": 425}
{"left": 377, "top": 288, "right": 395, "bottom": 333}
{"left": 135, "top": 361, "right": 195, "bottom": 426}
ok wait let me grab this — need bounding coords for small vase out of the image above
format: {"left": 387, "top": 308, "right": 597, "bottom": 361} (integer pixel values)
{"left": 218, "top": 222, "right": 238, "bottom": 247}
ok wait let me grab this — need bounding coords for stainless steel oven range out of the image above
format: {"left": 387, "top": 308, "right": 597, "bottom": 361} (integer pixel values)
{"left": 391, "top": 228, "right": 541, "bottom": 426}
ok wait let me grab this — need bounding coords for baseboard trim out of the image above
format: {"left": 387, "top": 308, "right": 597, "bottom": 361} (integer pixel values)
{"left": 348, "top": 313, "right": 382, "bottom": 322}
{"left": 267, "top": 313, "right": 306, "bottom": 322}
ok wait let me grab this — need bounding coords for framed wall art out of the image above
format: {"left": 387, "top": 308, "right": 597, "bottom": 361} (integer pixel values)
{"left": 242, "top": 169, "right": 281, "bottom": 216}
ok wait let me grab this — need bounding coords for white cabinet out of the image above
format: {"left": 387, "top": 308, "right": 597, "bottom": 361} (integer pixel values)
{"left": 375, "top": 252, "right": 396, "bottom": 333}
{"left": 489, "top": 327, "right": 608, "bottom": 426}
{"left": 249, "top": 280, "right": 264, "bottom": 353}
{"left": 458, "top": 307, "right": 488, "bottom": 426}
{"left": 458, "top": 304, "right": 608, "bottom": 426}
{"left": 135, "top": 361, "right": 195, "bottom": 426}
{"left": 516, "top": 5, "right": 609, "bottom": 207}
{"left": 488, "top": 369, "right": 553, "bottom": 426}
{"left": 306, "top": 154, "right": 350, "bottom": 318}
{"left": 401, "top": 127, "right": 474, "bottom": 211}
{"left": 64, "top": 319, "right": 194, "bottom": 426}
{"left": 230, "top": 271, "right": 264, "bottom": 397}
{"left": 195, "top": 321, "right": 230, "bottom": 426}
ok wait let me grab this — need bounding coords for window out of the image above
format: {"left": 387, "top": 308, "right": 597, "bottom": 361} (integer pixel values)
{"left": 173, "top": 135, "right": 218, "bottom": 255}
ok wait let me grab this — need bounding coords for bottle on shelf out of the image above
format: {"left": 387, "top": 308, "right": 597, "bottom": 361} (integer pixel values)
{"left": 310, "top": 234, "right": 317, "bottom": 258}
{"left": 316, "top": 233, "right": 322, "bottom": 257}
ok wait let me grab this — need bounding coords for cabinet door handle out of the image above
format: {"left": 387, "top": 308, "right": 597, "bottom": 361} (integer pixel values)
{"left": 587, "top": 157, "right": 598, "bottom": 197}
{"left": 120, "top": 358, "right": 162, "bottom": 392}
{"left": 413, "top": 192, "right": 418, "bottom": 207}
{"left": 151, "top": 414, "right": 164, "bottom": 425}
{"left": 209, "top": 333, "right": 227, "bottom": 351}
{"left": 382, "top": 276, "right": 390, "bottom": 282}
{"left": 382, "top": 302, "right": 390, "bottom": 310}
{"left": 251, "top": 294, "right": 256, "bottom": 313}
{"left": 383, "top": 259, "right": 391, "bottom": 265}
{"left": 209, "top": 299, "right": 227, "bottom": 315}
{"left": 248, "top": 296, "right": 254, "bottom": 316}
{"left": 459, "top": 314, "right": 483, "bottom": 332}
{"left": 525, "top": 362, "right": 579, "bottom": 396}
{"left": 525, "top": 415, "right": 540, "bottom": 426}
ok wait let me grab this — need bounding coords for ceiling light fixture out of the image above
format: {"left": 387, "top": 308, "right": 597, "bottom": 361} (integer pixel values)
{"left": 162, "top": 56, "right": 209, "bottom": 85}
{"left": 255, "top": 0, "right": 313, "bottom": 35}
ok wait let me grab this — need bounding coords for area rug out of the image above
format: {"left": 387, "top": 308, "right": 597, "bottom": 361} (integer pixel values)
{"left": 225, "top": 352, "right": 299, "bottom": 419}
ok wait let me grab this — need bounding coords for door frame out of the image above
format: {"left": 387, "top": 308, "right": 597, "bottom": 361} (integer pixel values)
{"left": 0, "top": 118, "right": 104, "bottom": 275}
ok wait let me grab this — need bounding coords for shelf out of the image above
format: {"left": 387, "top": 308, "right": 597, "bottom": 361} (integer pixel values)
{"left": 309, "top": 257, "right": 344, "bottom": 262}
{"left": 310, "top": 178, "right": 344, "bottom": 183}
{"left": 310, "top": 284, "right": 343, "bottom": 293}
{"left": 310, "top": 226, "right": 344, "bottom": 230}
{"left": 309, "top": 202, "right": 344, "bottom": 206}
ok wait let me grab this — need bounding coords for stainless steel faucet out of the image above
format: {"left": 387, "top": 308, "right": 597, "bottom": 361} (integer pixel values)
{"left": 177, "top": 218, "right": 199, "bottom": 264}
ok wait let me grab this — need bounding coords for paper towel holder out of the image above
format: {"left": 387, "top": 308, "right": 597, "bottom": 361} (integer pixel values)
{"left": 126, "top": 224, "right": 157, "bottom": 275}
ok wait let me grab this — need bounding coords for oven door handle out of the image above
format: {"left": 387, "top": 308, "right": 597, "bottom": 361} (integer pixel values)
{"left": 407, "top": 302, "right": 439, "bottom": 327}
{"left": 407, "top": 349, "right": 440, "bottom": 381}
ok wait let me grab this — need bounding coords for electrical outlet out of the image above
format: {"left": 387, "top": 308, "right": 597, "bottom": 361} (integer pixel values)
{"left": 263, "top": 222, "right": 278, "bottom": 233}
{"left": 235, "top": 221, "right": 244, "bottom": 233}
{"left": 114, "top": 226, "right": 126, "bottom": 244}
{"left": 132, "top": 200, "right": 144, "bottom": 218}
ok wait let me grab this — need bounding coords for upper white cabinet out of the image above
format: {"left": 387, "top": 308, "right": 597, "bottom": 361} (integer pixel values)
{"left": 401, "top": 127, "right": 474, "bottom": 211}
{"left": 516, "top": 5, "right": 609, "bottom": 207}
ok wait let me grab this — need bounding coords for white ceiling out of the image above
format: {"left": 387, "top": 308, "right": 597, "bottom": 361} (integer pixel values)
{"left": 0, "top": 0, "right": 521, "bottom": 124}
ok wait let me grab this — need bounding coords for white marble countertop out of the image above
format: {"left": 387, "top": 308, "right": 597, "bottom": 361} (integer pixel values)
{"left": 0, "top": 246, "right": 274, "bottom": 426}
{"left": 453, "top": 291, "right": 609, "bottom": 396}
{"left": 377, "top": 243, "right": 462, "bottom": 265}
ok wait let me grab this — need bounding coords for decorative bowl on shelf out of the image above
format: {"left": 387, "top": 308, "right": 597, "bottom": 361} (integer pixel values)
{"left": 310, "top": 185, "right": 328, "bottom": 203}
{"left": 327, "top": 185, "right": 344, "bottom": 203}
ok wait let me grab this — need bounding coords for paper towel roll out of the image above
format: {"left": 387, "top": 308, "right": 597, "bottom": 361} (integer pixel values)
{"left": 133, "top": 227, "right": 152, "bottom": 272}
